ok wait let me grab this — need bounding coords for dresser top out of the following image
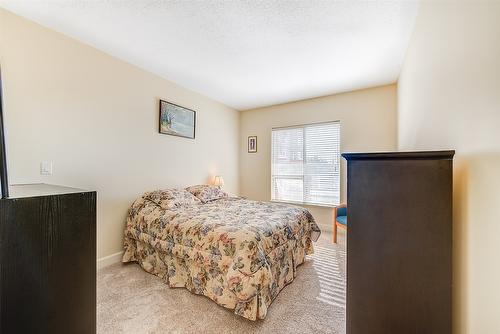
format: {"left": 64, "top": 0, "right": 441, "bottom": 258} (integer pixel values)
{"left": 3, "top": 183, "right": 91, "bottom": 199}
{"left": 342, "top": 150, "right": 455, "bottom": 161}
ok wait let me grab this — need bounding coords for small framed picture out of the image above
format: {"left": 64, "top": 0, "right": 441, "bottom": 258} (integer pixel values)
{"left": 248, "top": 136, "right": 257, "bottom": 153}
{"left": 159, "top": 100, "right": 196, "bottom": 139}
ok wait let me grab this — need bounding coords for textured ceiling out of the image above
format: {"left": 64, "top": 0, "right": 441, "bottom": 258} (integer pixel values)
{"left": 0, "top": 1, "right": 419, "bottom": 110}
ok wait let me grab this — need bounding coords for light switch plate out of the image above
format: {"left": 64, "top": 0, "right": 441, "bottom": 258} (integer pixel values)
{"left": 40, "top": 161, "right": 53, "bottom": 175}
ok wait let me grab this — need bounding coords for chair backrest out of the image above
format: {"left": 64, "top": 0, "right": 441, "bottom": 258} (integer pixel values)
{"left": 337, "top": 206, "right": 347, "bottom": 217}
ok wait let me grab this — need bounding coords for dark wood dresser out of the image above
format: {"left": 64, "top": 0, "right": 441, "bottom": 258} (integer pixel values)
{"left": 342, "top": 151, "right": 454, "bottom": 334}
{"left": 0, "top": 184, "right": 96, "bottom": 334}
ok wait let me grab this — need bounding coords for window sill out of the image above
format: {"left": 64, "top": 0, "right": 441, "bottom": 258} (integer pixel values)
{"left": 270, "top": 199, "right": 338, "bottom": 209}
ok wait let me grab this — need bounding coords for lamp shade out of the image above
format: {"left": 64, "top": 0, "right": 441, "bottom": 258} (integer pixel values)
{"left": 213, "top": 175, "right": 224, "bottom": 187}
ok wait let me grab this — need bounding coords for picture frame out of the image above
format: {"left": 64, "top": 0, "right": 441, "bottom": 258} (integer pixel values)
{"left": 159, "top": 99, "right": 196, "bottom": 139}
{"left": 248, "top": 136, "right": 257, "bottom": 153}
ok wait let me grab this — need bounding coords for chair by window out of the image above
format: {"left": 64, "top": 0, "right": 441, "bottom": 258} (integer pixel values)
{"left": 333, "top": 203, "right": 347, "bottom": 243}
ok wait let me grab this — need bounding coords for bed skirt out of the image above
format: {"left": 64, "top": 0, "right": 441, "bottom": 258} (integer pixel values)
{"left": 122, "top": 233, "right": 314, "bottom": 320}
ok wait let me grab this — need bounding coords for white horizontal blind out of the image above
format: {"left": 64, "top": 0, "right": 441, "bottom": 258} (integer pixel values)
{"left": 271, "top": 121, "right": 340, "bottom": 206}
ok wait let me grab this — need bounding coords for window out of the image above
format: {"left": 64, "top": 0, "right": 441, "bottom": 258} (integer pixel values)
{"left": 271, "top": 121, "right": 340, "bottom": 206}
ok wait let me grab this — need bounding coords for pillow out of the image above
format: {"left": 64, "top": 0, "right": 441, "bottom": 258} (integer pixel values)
{"left": 185, "top": 184, "right": 228, "bottom": 203}
{"left": 143, "top": 188, "right": 201, "bottom": 210}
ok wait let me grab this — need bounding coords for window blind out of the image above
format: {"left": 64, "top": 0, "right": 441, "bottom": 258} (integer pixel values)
{"left": 271, "top": 121, "right": 340, "bottom": 206}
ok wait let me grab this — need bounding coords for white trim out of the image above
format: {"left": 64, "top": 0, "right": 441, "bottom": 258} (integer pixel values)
{"left": 97, "top": 251, "right": 124, "bottom": 270}
{"left": 271, "top": 199, "right": 336, "bottom": 208}
{"left": 272, "top": 120, "right": 340, "bottom": 130}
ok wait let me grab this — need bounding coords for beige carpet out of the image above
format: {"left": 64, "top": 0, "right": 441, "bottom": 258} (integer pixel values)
{"left": 98, "top": 229, "right": 346, "bottom": 334}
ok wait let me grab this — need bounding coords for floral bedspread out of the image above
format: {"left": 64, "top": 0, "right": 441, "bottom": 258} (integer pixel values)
{"left": 122, "top": 195, "right": 321, "bottom": 320}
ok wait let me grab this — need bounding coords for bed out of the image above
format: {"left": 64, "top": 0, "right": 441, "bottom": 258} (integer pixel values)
{"left": 122, "top": 185, "right": 321, "bottom": 320}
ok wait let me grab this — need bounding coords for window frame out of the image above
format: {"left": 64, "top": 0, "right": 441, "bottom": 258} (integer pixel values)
{"left": 270, "top": 120, "right": 341, "bottom": 208}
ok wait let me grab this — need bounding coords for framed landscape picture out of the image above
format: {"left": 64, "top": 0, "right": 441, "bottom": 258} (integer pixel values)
{"left": 159, "top": 100, "right": 196, "bottom": 139}
{"left": 248, "top": 136, "right": 257, "bottom": 153}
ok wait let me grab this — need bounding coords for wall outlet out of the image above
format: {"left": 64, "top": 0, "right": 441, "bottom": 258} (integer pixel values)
{"left": 40, "top": 161, "right": 53, "bottom": 175}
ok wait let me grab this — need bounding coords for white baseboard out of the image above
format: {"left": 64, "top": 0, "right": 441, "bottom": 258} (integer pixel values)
{"left": 97, "top": 251, "right": 124, "bottom": 270}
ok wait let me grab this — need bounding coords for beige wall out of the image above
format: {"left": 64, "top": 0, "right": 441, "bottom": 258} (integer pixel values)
{"left": 240, "top": 85, "right": 397, "bottom": 230}
{"left": 0, "top": 8, "right": 239, "bottom": 261}
{"left": 398, "top": 1, "right": 500, "bottom": 333}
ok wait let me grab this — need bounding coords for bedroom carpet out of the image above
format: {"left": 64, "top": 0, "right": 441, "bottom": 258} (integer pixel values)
{"left": 97, "top": 229, "right": 346, "bottom": 334}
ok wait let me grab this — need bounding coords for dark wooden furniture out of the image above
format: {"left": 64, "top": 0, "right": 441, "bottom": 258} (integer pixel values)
{"left": 0, "top": 184, "right": 96, "bottom": 334}
{"left": 342, "top": 151, "right": 454, "bottom": 334}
